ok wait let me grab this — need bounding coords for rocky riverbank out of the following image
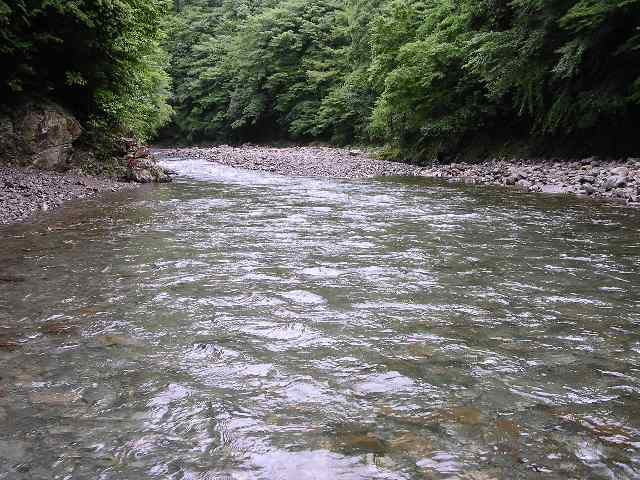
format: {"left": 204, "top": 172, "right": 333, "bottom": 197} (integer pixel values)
{"left": 157, "top": 146, "right": 640, "bottom": 208}
{"left": 156, "top": 145, "right": 421, "bottom": 178}
{"left": 0, "top": 167, "right": 138, "bottom": 225}
{"left": 420, "top": 158, "right": 640, "bottom": 208}
{"left": 0, "top": 99, "right": 175, "bottom": 225}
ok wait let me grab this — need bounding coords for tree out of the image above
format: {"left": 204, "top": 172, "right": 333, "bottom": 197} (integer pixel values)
{"left": 0, "top": 0, "right": 173, "bottom": 141}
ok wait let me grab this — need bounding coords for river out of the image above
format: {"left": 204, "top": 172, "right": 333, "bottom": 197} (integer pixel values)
{"left": 1, "top": 157, "right": 639, "bottom": 479}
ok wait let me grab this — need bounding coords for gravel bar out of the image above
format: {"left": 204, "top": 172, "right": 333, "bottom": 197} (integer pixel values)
{"left": 156, "top": 145, "right": 421, "bottom": 178}
{"left": 420, "top": 157, "right": 640, "bottom": 208}
{"left": 158, "top": 146, "right": 640, "bottom": 208}
{"left": 0, "top": 166, "right": 136, "bottom": 225}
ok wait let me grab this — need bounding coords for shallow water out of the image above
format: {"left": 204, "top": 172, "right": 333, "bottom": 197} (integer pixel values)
{"left": 1, "top": 158, "right": 640, "bottom": 480}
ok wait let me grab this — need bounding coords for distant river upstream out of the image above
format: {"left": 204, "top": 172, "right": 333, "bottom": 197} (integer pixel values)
{"left": 1, "top": 157, "right": 640, "bottom": 479}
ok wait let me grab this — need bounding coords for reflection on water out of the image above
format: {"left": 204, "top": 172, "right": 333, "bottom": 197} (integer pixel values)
{"left": 1, "top": 158, "right": 639, "bottom": 479}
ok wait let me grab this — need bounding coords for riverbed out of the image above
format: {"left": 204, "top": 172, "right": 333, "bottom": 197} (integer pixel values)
{"left": 1, "top": 157, "right": 639, "bottom": 479}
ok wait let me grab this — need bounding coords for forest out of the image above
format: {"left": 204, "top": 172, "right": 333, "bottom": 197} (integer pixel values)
{"left": 2, "top": 0, "right": 640, "bottom": 161}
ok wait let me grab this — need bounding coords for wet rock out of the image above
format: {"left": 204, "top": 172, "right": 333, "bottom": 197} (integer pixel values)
{"left": 579, "top": 175, "right": 595, "bottom": 184}
{"left": 97, "top": 335, "right": 141, "bottom": 347}
{"left": 40, "top": 322, "right": 77, "bottom": 335}
{"left": 407, "top": 344, "right": 438, "bottom": 358}
{"left": 417, "top": 452, "right": 462, "bottom": 473}
{"left": 388, "top": 432, "right": 433, "bottom": 457}
{"left": 505, "top": 175, "right": 519, "bottom": 185}
{"left": 0, "top": 275, "right": 27, "bottom": 283}
{"left": 449, "top": 406, "right": 483, "bottom": 426}
{"left": 0, "top": 340, "right": 19, "bottom": 350}
{"left": 515, "top": 179, "right": 532, "bottom": 191}
{"left": 126, "top": 158, "right": 172, "bottom": 184}
{"left": 460, "top": 471, "right": 500, "bottom": 480}
{"left": 495, "top": 419, "right": 520, "bottom": 437}
{"left": 133, "top": 146, "right": 151, "bottom": 159}
{"left": 78, "top": 307, "right": 100, "bottom": 317}
{"left": 333, "top": 432, "right": 387, "bottom": 454}
{"left": 29, "top": 390, "right": 82, "bottom": 405}
{"left": 541, "top": 184, "right": 566, "bottom": 194}
{"left": 610, "top": 166, "right": 629, "bottom": 176}
{"left": 0, "top": 439, "right": 28, "bottom": 462}
{"left": 604, "top": 175, "right": 627, "bottom": 191}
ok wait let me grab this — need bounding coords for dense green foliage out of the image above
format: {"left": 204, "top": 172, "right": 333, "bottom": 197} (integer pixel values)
{"left": 164, "top": 0, "right": 640, "bottom": 160}
{"left": 0, "top": 0, "right": 173, "bottom": 140}
{"left": 3, "top": 0, "right": 639, "bottom": 159}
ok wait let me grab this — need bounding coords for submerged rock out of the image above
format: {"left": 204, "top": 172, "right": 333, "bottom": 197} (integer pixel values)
{"left": 96, "top": 335, "right": 142, "bottom": 347}
{"left": 28, "top": 390, "right": 82, "bottom": 405}
{"left": 40, "top": 322, "right": 77, "bottom": 336}
{"left": 0, "top": 340, "right": 19, "bottom": 350}
{"left": 333, "top": 431, "right": 388, "bottom": 455}
{"left": 388, "top": 432, "right": 433, "bottom": 457}
{"left": 0, "top": 275, "right": 27, "bottom": 283}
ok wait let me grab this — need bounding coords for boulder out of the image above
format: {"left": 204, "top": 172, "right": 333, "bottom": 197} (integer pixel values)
{"left": 126, "top": 158, "right": 172, "bottom": 184}
{"left": 133, "top": 146, "right": 151, "bottom": 159}
{"left": 579, "top": 175, "right": 595, "bottom": 184}
{"left": 541, "top": 184, "right": 566, "bottom": 194}
{"left": 0, "top": 101, "right": 82, "bottom": 170}
{"left": 604, "top": 175, "right": 627, "bottom": 191}
{"left": 610, "top": 166, "right": 629, "bottom": 177}
{"left": 506, "top": 175, "right": 519, "bottom": 185}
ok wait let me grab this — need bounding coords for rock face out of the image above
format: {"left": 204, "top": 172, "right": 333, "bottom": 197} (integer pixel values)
{"left": 0, "top": 101, "right": 82, "bottom": 170}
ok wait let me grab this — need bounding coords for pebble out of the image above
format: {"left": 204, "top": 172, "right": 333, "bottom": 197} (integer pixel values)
{"left": 159, "top": 147, "right": 640, "bottom": 208}
{"left": 28, "top": 390, "right": 82, "bottom": 405}
{"left": 155, "top": 145, "right": 421, "bottom": 179}
{"left": 419, "top": 157, "right": 640, "bottom": 208}
{"left": 0, "top": 166, "right": 137, "bottom": 225}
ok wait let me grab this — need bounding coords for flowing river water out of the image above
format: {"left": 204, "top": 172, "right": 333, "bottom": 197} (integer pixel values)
{"left": 1, "top": 157, "right": 640, "bottom": 480}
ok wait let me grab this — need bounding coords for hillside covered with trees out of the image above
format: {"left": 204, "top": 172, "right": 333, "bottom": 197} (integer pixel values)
{"left": 0, "top": 0, "right": 172, "bottom": 142}
{"left": 2, "top": 0, "right": 640, "bottom": 162}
